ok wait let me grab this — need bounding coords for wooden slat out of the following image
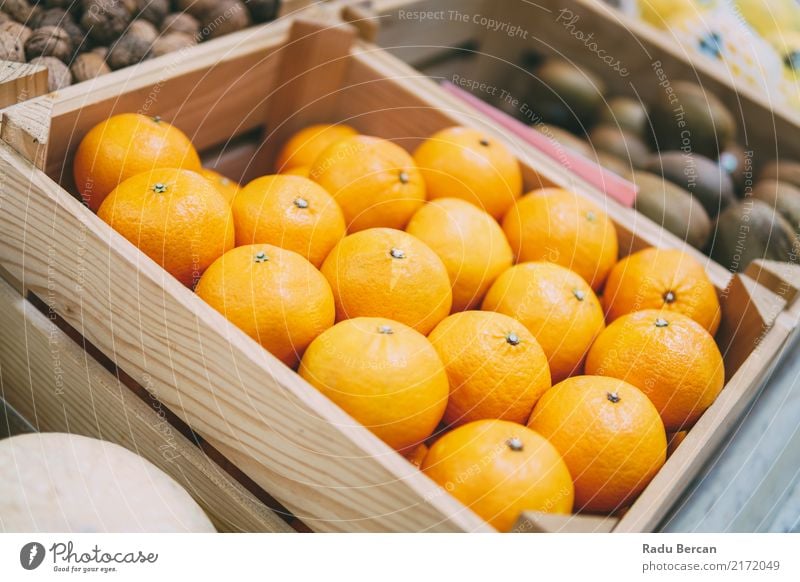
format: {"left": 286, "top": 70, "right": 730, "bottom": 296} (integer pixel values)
{"left": 41, "top": 20, "right": 292, "bottom": 187}
{"left": 1, "top": 94, "right": 53, "bottom": 170}
{"left": 514, "top": 511, "right": 617, "bottom": 533}
{"left": 254, "top": 18, "right": 358, "bottom": 177}
{"left": 0, "top": 277, "right": 293, "bottom": 532}
{"left": 0, "top": 141, "right": 490, "bottom": 533}
{"left": 614, "top": 294, "right": 793, "bottom": 532}
{"left": 0, "top": 61, "right": 48, "bottom": 110}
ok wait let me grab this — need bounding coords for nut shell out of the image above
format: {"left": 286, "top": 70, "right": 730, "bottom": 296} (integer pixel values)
{"left": 70, "top": 51, "right": 110, "bottom": 82}
{"left": 174, "top": 0, "right": 216, "bottom": 19}
{"left": 246, "top": 0, "right": 279, "bottom": 23}
{"left": 25, "top": 25, "right": 73, "bottom": 62}
{"left": 0, "top": 21, "right": 29, "bottom": 61}
{"left": 1, "top": 0, "right": 42, "bottom": 27}
{"left": 80, "top": 0, "right": 132, "bottom": 45}
{"left": 150, "top": 32, "right": 195, "bottom": 57}
{"left": 135, "top": 0, "right": 168, "bottom": 25}
{"left": 30, "top": 55, "right": 72, "bottom": 91}
{"left": 160, "top": 12, "right": 199, "bottom": 37}
{"left": 201, "top": 0, "right": 251, "bottom": 40}
{"left": 106, "top": 32, "right": 151, "bottom": 70}
{"left": 128, "top": 19, "right": 158, "bottom": 43}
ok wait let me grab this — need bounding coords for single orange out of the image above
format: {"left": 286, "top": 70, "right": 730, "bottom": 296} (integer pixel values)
{"left": 298, "top": 317, "right": 448, "bottom": 452}
{"left": 97, "top": 168, "right": 233, "bottom": 287}
{"left": 421, "top": 419, "right": 574, "bottom": 531}
{"left": 275, "top": 123, "right": 358, "bottom": 172}
{"left": 406, "top": 198, "right": 513, "bottom": 311}
{"left": 413, "top": 126, "right": 523, "bottom": 220}
{"left": 199, "top": 167, "right": 240, "bottom": 204}
{"left": 428, "top": 311, "right": 551, "bottom": 426}
{"left": 281, "top": 166, "right": 310, "bottom": 178}
{"left": 482, "top": 262, "right": 605, "bottom": 382}
{"left": 195, "top": 244, "right": 335, "bottom": 368}
{"left": 603, "top": 248, "right": 721, "bottom": 335}
{"left": 232, "top": 174, "right": 346, "bottom": 268}
{"left": 585, "top": 309, "right": 725, "bottom": 431}
{"left": 502, "top": 188, "right": 618, "bottom": 291}
{"left": 74, "top": 113, "right": 201, "bottom": 212}
{"left": 528, "top": 376, "right": 667, "bottom": 513}
{"left": 320, "top": 228, "right": 452, "bottom": 334}
{"left": 310, "top": 135, "right": 426, "bottom": 232}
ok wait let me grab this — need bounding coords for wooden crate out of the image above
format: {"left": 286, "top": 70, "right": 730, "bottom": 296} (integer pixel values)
{"left": 361, "top": 0, "right": 800, "bottom": 162}
{"left": 0, "top": 13, "right": 798, "bottom": 533}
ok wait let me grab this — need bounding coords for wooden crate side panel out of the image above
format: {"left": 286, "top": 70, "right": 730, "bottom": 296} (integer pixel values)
{"left": 0, "top": 144, "right": 490, "bottom": 533}
{"left": 42, "top": 23, "right": 296, "bottom": 187}
{"left": 0, "top": 278, "right": 292, "bottom": 532}
{"left": 615, "top": 319, "right": 792, "bottom": 532}
{"left": 0, "top": 61, "right": 48, "bottom": 110}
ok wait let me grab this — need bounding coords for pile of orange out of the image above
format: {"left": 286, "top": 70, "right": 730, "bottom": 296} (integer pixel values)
{"left": 78, "top": 115, "right": 727, "bottom": 531}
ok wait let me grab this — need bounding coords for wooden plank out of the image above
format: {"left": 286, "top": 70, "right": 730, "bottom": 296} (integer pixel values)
{"left": 0, "top": 278, "right": 293, "bottom": 533}
{"left": 41, "top": 20, "right": 292, "bottom": 187}
{"left": 1, "top": 95, "right": 54, "bottom": 170}
{"left": 255, "top": 19, "right": 358, "bottom": 176}
{"left": 0, "top": 142, "right": 490, "bottom": 533}
{"left": 615, "top": 312, "right": 793, "bottom": 532}
{"left": 0, "top": 399, "right": 35, "bottom": 440}
{"left": 746, "top": 259, "right": 800, "bottom": 319}
{"left": 0, "top": 61, "right": 48, "bottom": 110}
{"left": 514, "top": 511, "right": 617, "bottom": 533}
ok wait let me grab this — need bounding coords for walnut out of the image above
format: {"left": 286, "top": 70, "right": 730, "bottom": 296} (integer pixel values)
{"left": 201, "top": 0, "right": 251, "bottom": 40}
{"left": 30, "top": 56, "right": 71, "bottom": 91}
{"left": 45, "top": 0, "right": 83, "bottom": 16}
{"left": 150, "top": 32, "right": 195, "bottom": 57}
{"left": 175, "top": 0, "right": 216, "bottom": 20}
{"left": 91, "top": 45, "right": 108, "bottom": 59}
{"left": 135, "top": 0, "right": 167, "bottom": 25}
{"left": 38, "top": 8, "right": 85, "bottom": 42}
{"left": 80, "top": 0, "right": 132, "bottom": 45}
{"left": 25, "top": 25, "right": 73, "bottom": 62}
{"left": 128, "top": 19, "right": 157, "bottom": 43}
{"left": 0, "top": 12, "right": 9, "bottom": 24}
{"left": 1, "top": 0, "right": 42, "bottom": 27}
{"left": 0, "top": 20, "right": 31, "bottom": 61}
{"left": 106, "top": 31, "right": 150, "bottom": 70}
{"left": 70, "top": 51, "right": 110, "bottom": 82}
{"left": 246, "top": 0, "right": 279, "bottom": 23}
{"left": 160, "top": 12, "right": 199, "bottom": 37}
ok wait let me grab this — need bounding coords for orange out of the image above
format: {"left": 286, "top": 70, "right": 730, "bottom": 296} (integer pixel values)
{"left": 310, "top": 135, "right": 426, "bottom": 232}
{"left": 585, "top": 309, "right": 725, "bottom": 431}
{"left": 403, "top": 443, "right": 429, "bottom": 468}
{"left": 421, "top": 419, "right": 574, "bottom": 531}
{"left": 281, "top": 166, "right": 310, "bottom": 178}
{"left": 428, "top": 311, "right": 551, "bottom": 426}
{"left": 667, "top": 431, "right": 688, "bottom": 457}
{"left": 199, "top": 167, "right": 240, "bottom": 204}
{"left": 74, "top": 113, "right": 201, "bottom": 211}
{"left": 406, "top": 198, "right": 513, "bottom": 311}
{"left": 603, "top": 248, "right": 721, "bottom": 335}
{"left": 502, "top": 188, "right": 618, "bottom": 291}
{"left": 298, "top": 317, "right": 448, "bottom": 452}
{"left": 482, "top": 262, "right": 605, "bottom": 382}
{"left": 195, "top": 244, "right": 335, "bottom": 368}
{"left": 232, "top": 174, "right": 345, "bottom": 268}
{"left": 413, "top": 126, "right": 523, "bottom": 220}
{"left": 528, "top": 376, "right": 667, "bottom": 513}
{"left": 275, "top": 123, "right": 358, "bottom": 172}
{"left": 320, "top": 228, "right": 452, "bottom": 334}
{"left": 97, "top": 168, "right": 233, "bottom": 287}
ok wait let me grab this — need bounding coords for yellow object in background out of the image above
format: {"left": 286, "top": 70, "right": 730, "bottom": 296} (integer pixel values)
{"left": 637, "top": 0, "right": 716, "bottom": 28}
{"left": 734, "top": 0, "right": 800, "bottom": 39}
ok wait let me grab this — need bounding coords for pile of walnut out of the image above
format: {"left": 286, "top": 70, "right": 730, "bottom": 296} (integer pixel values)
{"left": 0, "top": 0, "right": 278, "bottom": 91}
